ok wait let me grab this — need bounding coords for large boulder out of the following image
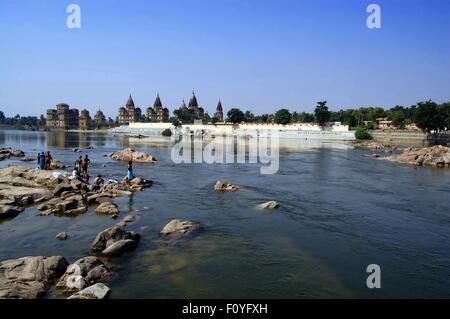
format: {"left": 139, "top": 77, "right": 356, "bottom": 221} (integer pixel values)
{"left": 91, "top": 226, "right": 140, "bottom": 256}
{"left": 95, "top": 202, "right": 119, "bottom": 215}
{"left": 160, "top": 219, "right": 199, "bottom": 236}
{"left": 107, "top": 148, "right": 156, "bottom": 163}
{"left": 214, "top": 180, "right": 240, "bottom": 192}
{"left": 0, "top": 256, "right": 68, "bottom": 299}
{"left": 56, "top": 256, "right": 111, "bottom": 292}
{"left": 67, "top": 283, "right": 111, "bottom": 299}
{"left": 53, "top": 183, "right": 74, "bottom": 197}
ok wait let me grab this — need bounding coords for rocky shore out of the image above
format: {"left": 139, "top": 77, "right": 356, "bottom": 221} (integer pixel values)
{"left": 0, "top": 165, "right": 153, "bottom": 220}
{"left": 352, "top": 140, "right": 399, "bottom": 152}
{"left": 382, "top": 145, "right": 450, "bottom": 167}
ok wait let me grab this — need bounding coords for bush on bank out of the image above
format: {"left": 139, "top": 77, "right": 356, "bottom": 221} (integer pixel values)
{"left": 161, "top": 128, "right": 172, "bottom": 137}
{"left": 355, "top": 127, "right": 373, "bottom": 140}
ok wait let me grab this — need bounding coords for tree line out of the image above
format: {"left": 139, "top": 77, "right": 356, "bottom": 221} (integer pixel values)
{"left": 0, "top": 111, "right": 46, "bottom": 129}
{"left": 224, "top": 100, "right": 450, "bottom": 133}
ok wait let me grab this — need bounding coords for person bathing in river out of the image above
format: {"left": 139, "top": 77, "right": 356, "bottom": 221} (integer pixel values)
{"left": 93, "top": 174, "right": 104, "bottom": 186}
{"left": 82, "top": 172, "right": 90, "bottom": 184}
{"left": 82, "top": 155, "right": 90, "bottom": 174}
{"left": 71, "top": 167, "right": 81, "bottom": 180}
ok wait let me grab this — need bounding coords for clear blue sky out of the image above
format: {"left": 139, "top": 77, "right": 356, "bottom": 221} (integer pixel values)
{"left": 0, "top": 0, "right": 449, "bottom": 118}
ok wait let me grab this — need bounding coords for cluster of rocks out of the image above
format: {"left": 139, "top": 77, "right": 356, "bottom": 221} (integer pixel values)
{"left": 0, "top": 165, "right": 153, "bottom": 220}
{"left": 56, "top": 256, "right": 112, "bottom": 295}
{"left": 352, "top": 140, "right": 399, "bottom": 152}
{"left": 0, "top": 256, "right": 69, "bottom": 299}
{"left": 106, "top": 148, "right": 157, "bottom": 163}
{"left": 382, "top": 145, "right": 450, "bottom": 167}
{"left": 0, "top": 148, "right": 25, "bottom": 161}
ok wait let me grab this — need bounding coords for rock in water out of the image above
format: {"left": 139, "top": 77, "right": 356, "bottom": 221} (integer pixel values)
{"left": 56, "top": 232, "right": 68, "bottom": 240}
{"left": 107, "top": 148, "right": 156, "bottom": 163}
{"left": 257, "top": 201, "right": 280, "bottom": 210}
{"left": 0, "top": 205, "right": 25, "bottom": 219}
{"left": 0, "top": 256, "right": 68, "bottom": 299}
{"left": 67, "top": 283, "right": 111, "bottom": 299}
{"left": 0, "top": 147, "right": 25, "bottom": 160}
{"left": 214, "top": 180, "right": 240, "bottom": 192}
{"left": 160, "top": 219, "right": 199, "bottom": 236}
{"left": 95, "top": 202, "right": 119, "bottom": 215}
{"left": 56, "top": 256, "right": 111, "bottom": 292}
{"left": 91, "top": 226, "right": 140, "bottom": 256}
{"left": 102, "top": 239, "right": 137, "bottom": 256}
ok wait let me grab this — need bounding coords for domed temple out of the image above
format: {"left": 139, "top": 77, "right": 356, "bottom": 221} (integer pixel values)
{"left": 118, "top": 95, "right": 142, "bottom": 124}
{"left": 187, "top": 91, "right": 205, "bottom": 120}
{"left": 146, "top": 94, "right": 170, "bottom": 122}
{"left": 214, "top": 100, "right": 224, "bottom": 122}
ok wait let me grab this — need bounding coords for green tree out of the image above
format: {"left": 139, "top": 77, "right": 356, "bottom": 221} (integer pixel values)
{"left": 244, "top": 110, "right": 255, "bottom": 123}
{"left": 202, "top": 112, "right": 211, "bottom": 124}
{"left": 413, "top": 100, "right": 442, "bottom": 133}
{"left": 227, "top": 108, "right": 245, "bottom": 124}
{"left": 439, "top": 102, "right": 450, "bottom": 131}
{"left": 274, "top": 108, "right": 292, "bottom": 125}
{"left": 171, "top": 118, "right": 182, "bottom": 128}
{"left": 314, "top": 101, "right": 331, "bottom": 126}
{"left": 390, "top": 110, "right": 406, "bottom": 128}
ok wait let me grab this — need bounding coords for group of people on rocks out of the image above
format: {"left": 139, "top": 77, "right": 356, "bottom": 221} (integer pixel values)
{"left": 37, "top": 151, "right": 53, "bottom": 170}
{"left": 36, "top": 150, "right": 137, "bottom": 187}
{"left": 72, "top": 155, "right": 93, "bottom": 183}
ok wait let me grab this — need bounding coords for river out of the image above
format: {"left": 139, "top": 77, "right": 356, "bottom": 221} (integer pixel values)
{"left": 0, "top": 130, "right": 449, "bottom": 298}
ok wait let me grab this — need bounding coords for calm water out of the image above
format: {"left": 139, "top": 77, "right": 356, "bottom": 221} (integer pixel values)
{"left": 1, "top": 130, "right": 450, "bottom": 298}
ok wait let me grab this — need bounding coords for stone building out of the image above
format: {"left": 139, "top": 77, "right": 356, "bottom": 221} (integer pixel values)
{"left": 146, "top": 94, "right": 170, "bottom": 122}
{"left": 214, "top": 100, "right": 224, "bottom": 122}
{"left": 46, "top": 109, "right": 57, "bottom": 127}
{"left": 188, "top": 91, "right": 204, "bottom": 120}
{"left": 79, "top": 109, "right": 92, "bottom": 130}
{"left": 94, "top": 110, "right": 107, "bottom": 127}
{"left": 118, "top": 95, "right": 142, "bottom": 124}
{"left": 46, "top": 103, "right": 79, "bottom": 129}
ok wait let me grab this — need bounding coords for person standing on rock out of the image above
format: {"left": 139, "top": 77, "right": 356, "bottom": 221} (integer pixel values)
{"left": 44, "top": 151, "right": 53, "bottom": 170}
{"left": 75, "top": 156, "right": 82, "bottom": 172}
{"left": 82, "top": 155, "right": 91, "bottom": 174}
{"left": 39, "top": 152, "right": 45, "bottom": 170}
{"left": 36, "top": 153, "right": 41, "bottom": 169}
{"left": 126, "top": 160, "right": 134, "bottom": 185}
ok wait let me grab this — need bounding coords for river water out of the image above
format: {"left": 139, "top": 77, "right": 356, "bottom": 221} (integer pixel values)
{"left": 0, "top": 130, "right": 449, "bottom": 298}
